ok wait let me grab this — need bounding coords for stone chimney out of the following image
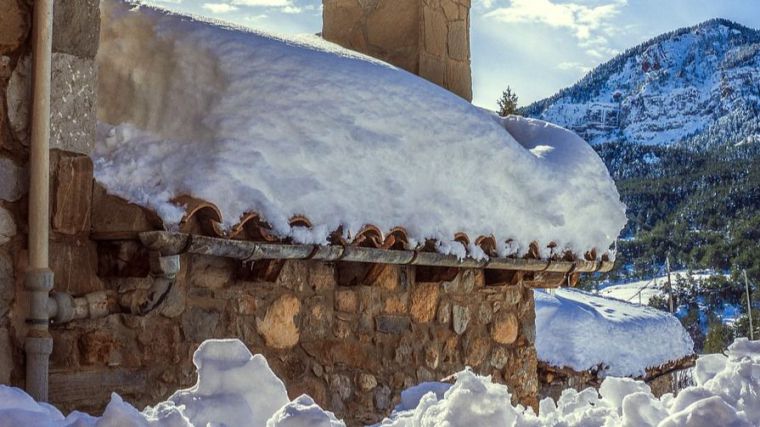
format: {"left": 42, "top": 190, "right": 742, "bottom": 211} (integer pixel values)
{"left": 322, "top": 0, "right": 472, "bottom": 102}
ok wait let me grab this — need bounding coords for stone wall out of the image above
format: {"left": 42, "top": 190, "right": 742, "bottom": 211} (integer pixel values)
{"left": 322, "top": 0, "right": 473, "bottom": 101}
{"left": 0, "top": 0, "right": 100, "bottom": 388}
{"left": 45, "top": 248, "right": 539, "bottom": 425}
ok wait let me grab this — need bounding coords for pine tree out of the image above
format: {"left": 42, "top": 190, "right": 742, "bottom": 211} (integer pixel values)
{"left": 497, "top": 87, "right": 520, "bottom": 117}
{"left": 704, "top": 318, "right": 733, "bottom": 354}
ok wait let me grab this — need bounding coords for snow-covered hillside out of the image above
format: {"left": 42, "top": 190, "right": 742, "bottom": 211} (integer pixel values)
{"left": 599, "top": 270, "right": 719, "bottom": 306}
{"left": 523, "top": 19, "right": 760, "bottom": 148}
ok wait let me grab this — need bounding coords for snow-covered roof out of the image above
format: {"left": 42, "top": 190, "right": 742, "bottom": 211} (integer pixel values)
{"left": 93, "top": 0, "right": 626, "bottom": 260}
{"left": 535, "top": 288, "right": 694, "bottom": 377}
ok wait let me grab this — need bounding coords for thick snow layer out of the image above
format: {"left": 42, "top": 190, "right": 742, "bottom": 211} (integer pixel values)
{"left": 2, "top": 338, "right": 758, "bottom": 426}
{"left": 0, "top": 338, "right": 343, "bottom": 427}
{"left": 93, "top": 0, "right": 626, "bottom": 259}
{"left": 534, "top": 288, "right": 694, "bottom": 376}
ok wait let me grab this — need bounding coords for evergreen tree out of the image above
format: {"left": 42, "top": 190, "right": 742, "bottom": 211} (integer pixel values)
{"left": 704, "top": 318, "right": 734, "bottom": 354}
{"left": 680, "top": 304, "right": 705, "bottom": 352}
{"left": 497, "top": 87, "right": 520, "bottom": 117}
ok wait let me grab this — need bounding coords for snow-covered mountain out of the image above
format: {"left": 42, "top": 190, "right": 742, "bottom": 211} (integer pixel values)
{"left": 523, "top": 19, "right": 760, "bottom": 148}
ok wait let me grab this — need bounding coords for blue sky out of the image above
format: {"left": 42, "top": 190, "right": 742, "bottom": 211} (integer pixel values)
{"left": 145, "top": 0, "right": 760, "bottom": 109}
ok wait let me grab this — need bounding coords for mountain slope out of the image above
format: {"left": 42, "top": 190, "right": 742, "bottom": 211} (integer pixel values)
{"left": 523, "top": 19, "right": 760, "bottom": 148}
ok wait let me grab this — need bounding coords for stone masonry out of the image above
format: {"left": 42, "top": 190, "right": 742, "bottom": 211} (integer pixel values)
{"left": 50, "top": 249, "right": 541, "bottom": 426}
{"left": 322, "top": 0, "right": 473, "bottom": 101}
{"left": 0, "top": 0, "right": 100, "bottom": 391}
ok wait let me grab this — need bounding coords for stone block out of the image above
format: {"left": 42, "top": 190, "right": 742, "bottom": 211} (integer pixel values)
{"left": 302, "top": 298, "right": 332, "bottom": 340}
{"left": 410, "top": 282, "right": 439, "bottom": 322}
{"left": 322, "top": 0, "right": 365, "bottom": 50}
{"left": 491, "top": 312, "right": 519, "bottom": 344}
{"left": 50, "top": 53, "right": 97, "bottom": 154}
{"left": 464, "top": 335, "right": 490, "bottom": 367}
{"left": 445, "top": 58, "right": 472, "bottom": 101}
{"left": 0, "top": 327, "right": 11, "bottom": 384}
{"left": 0, "top": 157, "right": 26, "bottom": 202}
{"left": 0, "top": 207, "right": 16, "bottom": 245}
{"left": 357, "top": 373, "right": 377, "bottom": 391}
{"left": 452, "top": 304, "right": 470, "bottom": 334}
{"left": 189, "top": 256, "right": 234, "bottom": 289}
{"left": 302, "top": 339, "right": 381, "bottom": 371}
{"left": 181, "top": 306, "right": 220, "bottom": 342}
{"left": 335, "top": 289, "right": 359, "bottom": 313}
{"left": 52, "top": 0, "right": 100, "bottom": 58}
{"left": 419, "top": 52, "right": 445, "bottom": 87}
{"left": 91, "top": 183, "right": 160, "bottom": 235}
{"left": 441, "top": 0, "right": 459, "bottom": 20}
{"left": 0, "top": 250, "right": 13, "bottom": 320}
{"left": 366, "top": 0, "right": 419, "bottom": 57}
{"left": 256, "top": 293, "right": 301, "bottom": 349}
{"left": 490, "top": 346, "right": 509, "bottom": 369}
{"left": 383, "top": 293, "right": 407, "bottom": 314}
{"left": 80, "top": 330, "right": 117, "bottom": 365}
{"left": 437, "top": 301, "right": 451, "bottom": 324}
{"left": 447, "top": 19, "right": 469, "bottom": 61}
{"left": 423, "top": 6, "right": 447, "bottom": 57}
{"left": 52, "top": 152, "right": 93, "bottom": 235}
{"left": 0, "top": 0, "right": 29, "bottom": 54}
{"left": 50, "top": 239, "right": 102, "bottom": 294}
{"left": 375, "top": 314, "right": 411, "bottom": 334}
{"left": 308, "top": 261, "right": 336, "bottom": 292}
{"left": 374, "top": 384, "right": 391, "bottom": 410}
{"left": 6, "top": 55, "right": 30, "bottom": 144}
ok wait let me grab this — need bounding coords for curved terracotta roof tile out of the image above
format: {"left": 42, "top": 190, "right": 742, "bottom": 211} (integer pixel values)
{"left": 130, "top": 199, "right": 603, "bottom": 262}
{"left": 288, "top": 215, "right": 312, "bottom": 228}
{"left": 475, "top": 235, "right": 497, "bottom": 257}
{"left": 383, "top": 226, "right": 409, "bottom": 250}
{"left": 229, "top": 211, "right": 279, "bottom": 242}
{"left": 354, "top": 224, "right": 384, "bottom": 248}
{"left": 173, "top": 195, "right": 224, "bottom": 237}
{"left": 453, "top": 232, "right": 470, "bottom": 247}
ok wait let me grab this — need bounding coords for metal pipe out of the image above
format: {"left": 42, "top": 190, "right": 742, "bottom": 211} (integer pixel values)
{"left": 25, "top": 0, "right": 55, "bottom": 402}
{"left": 139, "top": 231, "right": 614, "bottom": 274}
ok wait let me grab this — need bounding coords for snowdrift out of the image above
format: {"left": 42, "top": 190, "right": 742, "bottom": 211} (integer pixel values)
{"left": 1, "top": 337, "right": 758, "bottom": 426}
{"left": 93, "top": 0, "right": 626, "bottom": 259}
{"left": 535, "top": 288, "right": 694, "bottom": 377}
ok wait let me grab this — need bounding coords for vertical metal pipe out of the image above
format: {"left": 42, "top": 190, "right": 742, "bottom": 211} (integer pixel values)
{"left": 25, "top": 0, "right": 55, "bottom": 402}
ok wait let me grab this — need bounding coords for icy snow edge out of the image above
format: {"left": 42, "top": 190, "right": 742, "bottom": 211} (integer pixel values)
{"left": 93, "top": 0, "right": 627, "bottom": 260}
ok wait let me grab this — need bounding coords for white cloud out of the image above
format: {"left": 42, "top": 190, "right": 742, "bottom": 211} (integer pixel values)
{"left": 281, "top": 5, "right": 303, "bottom": 13}
{"left": 484, "top": 0, "right": 626, "bottom": 54}
{"left": 231, "top": 0, "right": 293, "bottom": 6}
{"left": 557, "top": 61, "right": 591, "bottom": 73}
{"left": 202, "top": 2, "right": 239, "bottom": 13}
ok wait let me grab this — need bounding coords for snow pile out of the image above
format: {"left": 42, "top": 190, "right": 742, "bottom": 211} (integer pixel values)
{"left": 380, "top": 339, "right": 760, "bottom": 426}
{"left": 93, "top": 0, "right": 626, "bottom": 259}
{"left": 534, "top": 288, "right": 694, "bottom": 377}
{"left": 1, "top": 338, "right": 758, "bottom": 426}
{"left": 0, "top": 339, "right": 343, "bottom": 427}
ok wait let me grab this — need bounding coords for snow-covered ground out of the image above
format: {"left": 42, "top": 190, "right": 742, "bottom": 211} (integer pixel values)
{"left": 93, "top": 0, "right": 626, "bottom": 260}
{"left": 535, "top": 288, "right": 694, "bottom": 377}
{"left": 1, "top": 337, "right": 757, "bottom": 427}
{"left": 599, "top": 270, "right": 718, "bottom": 306}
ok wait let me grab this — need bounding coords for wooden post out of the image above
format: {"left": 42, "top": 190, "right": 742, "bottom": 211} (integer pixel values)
{"left": 744, "top": 269, "right": 754, "bottom": 340}
{"left": 666, "top": 257, "right": 674, "bottom": 313}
